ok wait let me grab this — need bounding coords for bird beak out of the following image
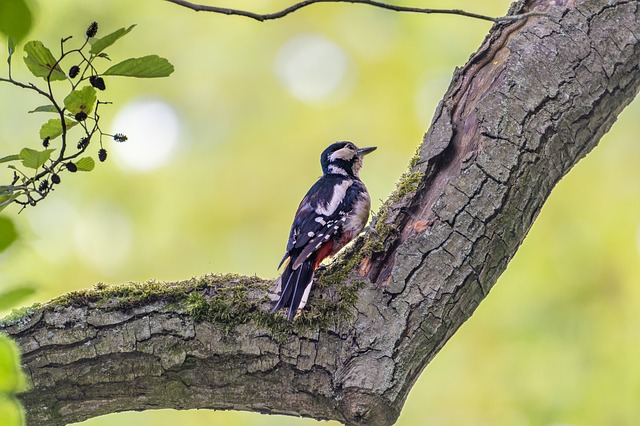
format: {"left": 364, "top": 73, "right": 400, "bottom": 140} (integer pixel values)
{"left": 357, "top": 146, "right": 377, "bottom": 156}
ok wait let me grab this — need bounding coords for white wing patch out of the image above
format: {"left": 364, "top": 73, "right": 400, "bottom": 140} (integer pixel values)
{"left": 315, "top": 180, "right": 352, "bottom": 216}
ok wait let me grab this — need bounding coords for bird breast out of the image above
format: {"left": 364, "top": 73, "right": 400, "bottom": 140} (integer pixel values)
{"left": 343, "top": 190, "right": 371, "bottom": 235}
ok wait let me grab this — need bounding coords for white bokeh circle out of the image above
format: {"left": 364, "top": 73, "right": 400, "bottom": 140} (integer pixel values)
{"left": 275, "top": 34, "right": 351, "bottom": 103}
{"left": 111, "top": 98, "right": 180, "bottom": 172}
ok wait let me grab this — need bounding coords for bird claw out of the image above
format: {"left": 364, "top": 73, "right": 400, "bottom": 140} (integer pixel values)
{"left": 366, "top": 225, "right": 380, "bottom": 237}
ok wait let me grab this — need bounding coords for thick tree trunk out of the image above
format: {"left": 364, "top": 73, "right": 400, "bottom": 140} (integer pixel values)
{"left": 2, "top": 0, "right": 639, "bottom": 425}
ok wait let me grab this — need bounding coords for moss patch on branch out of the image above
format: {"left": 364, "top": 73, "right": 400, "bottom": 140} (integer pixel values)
{"left": 187, "top": 275, "right": 364, "bottom": 341}
{"left": 358, "top": 169, "right": 424, "bottom": 258}
{"left": 0, "top": 303, "right": 42, "bottom": 328}
{"left": 1, "top": 272, "right": 365, "bottom": 340}
{"left": 49, "top": 279, "right": 200, "bottom": 310}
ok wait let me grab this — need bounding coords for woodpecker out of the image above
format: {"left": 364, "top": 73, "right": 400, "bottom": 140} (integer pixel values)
{"left": 271, "top": 141, "right": 376, "bottom": 320}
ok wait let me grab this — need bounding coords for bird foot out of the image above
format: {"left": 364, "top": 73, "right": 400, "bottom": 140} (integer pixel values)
{"left": 315, "top": 264, "right": 328, "bottom": 272}
{"left": 365, "top": 224, "right": 380, "bottom": 237}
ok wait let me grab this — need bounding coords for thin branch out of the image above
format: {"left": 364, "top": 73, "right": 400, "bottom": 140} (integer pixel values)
{"left": 0, "top": 76, "right": 52, "bottom": 99}
{"left": 164, "top": 0, "right": 547, "bottom": 23}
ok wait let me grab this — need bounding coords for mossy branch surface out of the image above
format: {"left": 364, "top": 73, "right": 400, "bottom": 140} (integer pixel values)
{"left": 2, "top": 1, "right": 640, "bottom": 425}
{"left": 2, "top": 271, "right": 366, "bottom": 339}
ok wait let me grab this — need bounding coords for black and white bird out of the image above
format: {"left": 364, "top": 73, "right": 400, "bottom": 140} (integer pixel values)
{"left": 271, "top": 141, "right": 376, "bottom": 320}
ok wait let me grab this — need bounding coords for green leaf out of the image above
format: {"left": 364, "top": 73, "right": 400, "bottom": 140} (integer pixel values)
{"left": 64, "top": 86, "right": 96, "bottom": 115}
{"left": 39, "top": 118, "right": 77, "bottom": 140}
{"left": 7, "top": 37, "right": 16, "bottom": 66}
{"left": 19, "top": 147, "right": 54, "bottom": 169}
{"left": 89, "top": 24, "right": 136, "bottom": 55}
{"left": 0, "top": 155, "right": 19, "bottom": 164}
{"left": 0, "top": 216, "right": 17, "bottom": 253}
{"left": 0, "top": 193, "right": 19, "bottom": 213}
{"left": 0, "top": 393, "right": 25, "bottom": 426}
{"left": 103, "top": 55, "right": 174, "bottom": 78}
{"left": 23, "top": 40, "right": 65, "bottom": 81}
{"left": 0, "top": 0, "right": 33, "bottom": 43}
{"left": 0, "top": 335, "right": 25, "bottom": 393}
{"left": 0, "top": 287, "right": 35, "bottom": 311}
{"left": 0, "top": 394, "right": 24, "bottom": 426}
{"left": 74, "top": 156, "right": 95, "bottom": 172}
{"left": 28, "top": 105, "right": 57, "bottom": 114}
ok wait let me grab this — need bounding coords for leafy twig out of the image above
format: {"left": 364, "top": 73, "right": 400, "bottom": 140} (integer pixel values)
{"left": 0, "top": 22, "right": 174, "bottom": 212}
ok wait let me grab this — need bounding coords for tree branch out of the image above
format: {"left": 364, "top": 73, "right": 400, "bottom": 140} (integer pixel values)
{"left": 163, "top": 0, "right": 547, "bottom": 23}
{"left": 2, "top": 0, "right": 640, "bottom": 425}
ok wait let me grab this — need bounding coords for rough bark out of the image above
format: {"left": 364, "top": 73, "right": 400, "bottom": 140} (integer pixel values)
{"left": 2, "top": 0, "right": 639, "bottom": 425}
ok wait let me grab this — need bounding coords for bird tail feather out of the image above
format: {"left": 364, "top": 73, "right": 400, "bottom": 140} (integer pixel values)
{"left": 270, "top": 259, "right": 314, "bottom": 321}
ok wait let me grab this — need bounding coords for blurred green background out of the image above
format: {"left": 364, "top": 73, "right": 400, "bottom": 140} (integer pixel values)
{"left": 1, "top": 0, "right": 639, "bottom": 425}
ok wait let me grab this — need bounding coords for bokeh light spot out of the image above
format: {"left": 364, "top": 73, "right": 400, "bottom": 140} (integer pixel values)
{"left": 275, "top": 34, "right": 351, "bottom": 102}
{"left": 111, "top": 98, "right": 180, "bottom": 172}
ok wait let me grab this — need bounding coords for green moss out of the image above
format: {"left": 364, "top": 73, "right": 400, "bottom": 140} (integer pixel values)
{"left": 0, "top": 270, "right": 365, "bottom": 339}
{"left": 187, "top": 281, "right": 261, "bottom": 334}
{"left": 362, "top": 169, "right": 424, "bottom": 255}
{"left": 408, "top": 146, "right": 422, "bottom": 169}
{"left": 395, "top": 170, "right": 423, "bottom": 198}
{"left": 316, "top": 238, "right": 366, "bottom": 288}
{"left": 42, "top": 274, "right": 264, "bottom": 313}
{"left": 0, "top": 303, "right": 41, "bottom": 328}
{"left": 186, "top": 274, "right": 362, "bottom": 341}
{"left": 50, "top": 280, "right": 193, "bottom": 310}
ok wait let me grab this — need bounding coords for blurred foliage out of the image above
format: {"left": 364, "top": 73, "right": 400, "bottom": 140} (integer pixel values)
{"left": 0, "top": 0, "right": 33, "bottom": 43}
{"left": 0, "top": 0, "right": 638, "bottom": 425}
{"left": 0, "top": 334, "right": 27, "bottom": 426}
{"left": 0, "top": 216, "right": 18, "bottom": 251}
{"left": 0, "top": 227, "right": 31, "bottom": 426}
{"left": 0, "top": 287, "right": 35, "bottom": 312}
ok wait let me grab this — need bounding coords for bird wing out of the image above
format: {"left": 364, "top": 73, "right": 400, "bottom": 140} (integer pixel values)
{"left": 279, "top": 176, "right": 365, "bottom": 270}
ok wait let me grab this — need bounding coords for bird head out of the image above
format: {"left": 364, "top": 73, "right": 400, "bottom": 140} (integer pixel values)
{"left": 320, "top": 141, "right": 376, "bottom": 178}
